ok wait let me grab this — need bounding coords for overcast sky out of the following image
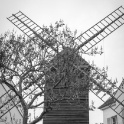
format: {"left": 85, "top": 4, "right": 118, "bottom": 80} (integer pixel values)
{"left": 0, "top": 0, "right": 124, "bottom": 124}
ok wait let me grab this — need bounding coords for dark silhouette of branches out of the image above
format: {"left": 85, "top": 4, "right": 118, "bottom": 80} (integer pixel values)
{"left": 0, "top": 21, "right": 117, "bottom": 124}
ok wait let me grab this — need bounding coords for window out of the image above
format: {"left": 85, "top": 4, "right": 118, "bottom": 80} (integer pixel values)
{"left": 107, "top": 118, "right": 111, "bottom": 124}
{"left": 111, "top": 115, "right": 117, "bottom": 124}
{"left": 121, "top": 83, "right": 124, "bottom": 89}
{"left": 107, "top": 115, "right": 117, "bottom": 124}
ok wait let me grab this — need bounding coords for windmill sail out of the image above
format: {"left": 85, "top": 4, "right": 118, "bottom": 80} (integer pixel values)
{"left": 7, "top": 6, "right": 124, "bottom": 54}
{"left": 3, "top": 6, "right": 124, "bottom": 123}
{"left": 0, "top": 75, "right": 45, "bottom": 119}
{"left": 7, "top": 11, "right": 57, "bottom": 52}
{"left": 0, "top": 82, "right": 23, "bottom": 119}
{"left": 75, "top": 6, "right": 124, "bottom": 53}
{"left": 73, "top": 63, "right": 124, "bottom": 120}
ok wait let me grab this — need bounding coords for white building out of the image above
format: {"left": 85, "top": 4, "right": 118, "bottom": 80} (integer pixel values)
{"left": 99, "top": 80, "right": 124, "bottom": 124}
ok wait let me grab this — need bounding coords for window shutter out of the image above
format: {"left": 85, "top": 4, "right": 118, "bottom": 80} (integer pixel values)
{"left": 107, "top": 118, "right": 111, "bottom": 124}
{"left": 122, "top": 107, "right": 124, "bottom": 124}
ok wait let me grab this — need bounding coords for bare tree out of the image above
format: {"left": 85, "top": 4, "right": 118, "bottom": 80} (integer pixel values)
{"left": 0, "top": 21, "right": 118, "bottom": 124}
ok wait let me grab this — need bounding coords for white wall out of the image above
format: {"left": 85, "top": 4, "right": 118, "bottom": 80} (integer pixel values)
{"left": 102, "top": 81, "right": 124, "bottom": 124}
{"left": 114, "top": 82, "right": 124, "bottom": 124}
{"left": 89, "top": 109, "right": 103, "bottom": 124}
{"left": 103, "top": 105, "right": 116, "bottom": 124}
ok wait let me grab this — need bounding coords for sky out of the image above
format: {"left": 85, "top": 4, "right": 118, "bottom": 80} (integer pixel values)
{"left": 0, "top": 0, "right": 124, "bottom": 124}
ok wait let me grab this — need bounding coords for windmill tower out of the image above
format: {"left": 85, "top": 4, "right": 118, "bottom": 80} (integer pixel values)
{"left": 0, "top": 6, "right": 124, "bottom": 124}
{"left": 43, "top": 47, "right": 90, "bottom": 124}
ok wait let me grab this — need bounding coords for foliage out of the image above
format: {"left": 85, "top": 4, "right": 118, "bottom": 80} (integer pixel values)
{"left": 0, "top": 21, "right": 118, "bottom": 124}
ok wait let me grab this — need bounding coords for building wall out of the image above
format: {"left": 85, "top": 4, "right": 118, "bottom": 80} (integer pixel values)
{"left": 103, "top": 105, "right": 116, "bottom": 124}
{"left": 114, "top": 82, "right": 124, "bottom": 124}
{"left": 102, "top": 81, "right": 124, "bottom": 124}
{"left": 43, "top": 93, "right": 89, "bottom": 124}
{"left": 43, "top": 48, "right": 90, "bottom": 124}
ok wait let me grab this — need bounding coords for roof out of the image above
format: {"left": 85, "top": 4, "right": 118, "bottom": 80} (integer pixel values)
{"left": 98, "top": 97, "right": 115, "bottom": 109}
{"left": 98, "top": 79, "right": 124, "bottom": 110}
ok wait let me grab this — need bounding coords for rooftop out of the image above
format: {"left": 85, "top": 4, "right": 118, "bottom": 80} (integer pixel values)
{"left": 98, "top": 97, "right": 115, "bottom": 109}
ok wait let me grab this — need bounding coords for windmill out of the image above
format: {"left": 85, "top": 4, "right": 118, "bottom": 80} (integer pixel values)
{"left": 0, "top": 6, "right": 124, "bottom": 124}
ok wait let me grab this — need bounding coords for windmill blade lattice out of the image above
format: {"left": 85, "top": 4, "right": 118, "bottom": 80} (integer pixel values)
{"left": 7, "top": 6, "right": 124, "bottom": 54}
{"left": 1, "top": 5, "right": 124, "bottom": 123}
{"left": 0, "top": 82, "right": 23, "bottom": 118}
{"left": 72, "top": 63, "right": 124, "bottom": 120}
{"left": 7, "top": 11, "right": 58, "bottom": 52}
{"left": 0, "top": 81, "right": 33, "bottom": 118}
{"left": 74, "top": 6, "right": 124, "bottom": 53}
{"left": 0, "top": 73, "right": 45, "bottom": 119}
